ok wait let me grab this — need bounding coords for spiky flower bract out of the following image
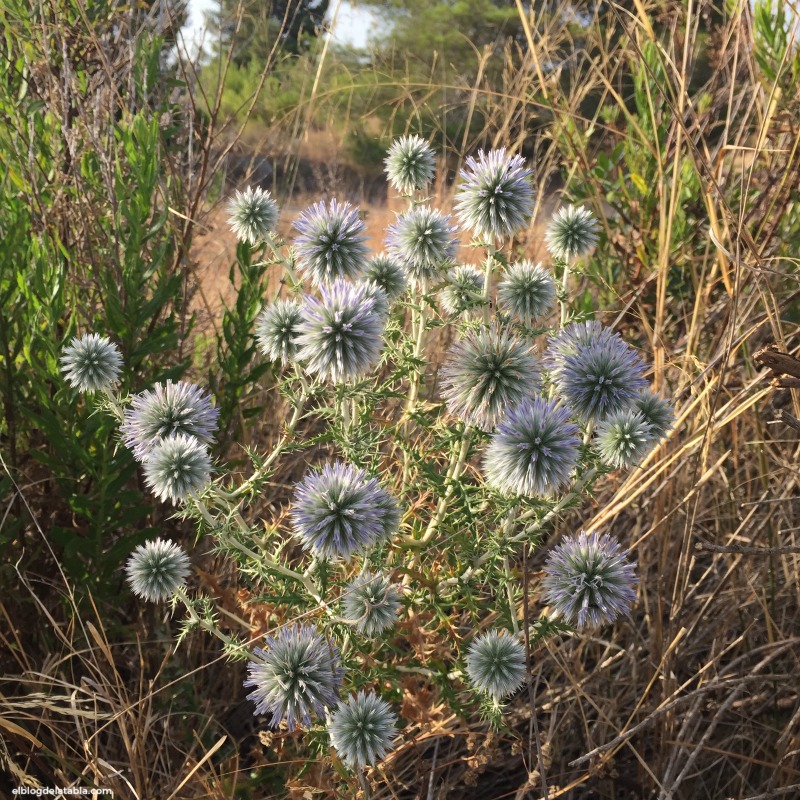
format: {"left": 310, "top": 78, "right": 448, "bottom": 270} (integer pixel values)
{"left": 483, "top": 398, "right": 580, "bottom": 496}
{"left": 120, "top": 381, "right": 219, "bottom": 461}
{"left": 595, "top": 409, "right": 653, "bottom": 468}
{"left": 293, "top": 199, "right": 369, "bottom": 286}
{"left": 385, "top": 205, "right": 458, "bottom": 284}
{"left": 439, "top": 264, "right": 485, "bottom": 315}
{"left": 440, "top": 327, "right": 540, "bottom": 431}
{"left": 125, "top": 538, "right": 190, "bottom": 603}
{"left": 295, "top": 280, "right": 385, "bottom": 383}
{"left": 364, "top": 253, "right": 407, "bottom": 302}
{"left": 497, "top": 260, "right": 556, "bottom": 324}
{"left": 329, "top": 691, "right": 397, "bottom": 770}
{"left": 454, "top": 148, "right": 533, "bottom": 243}
{"left": 542, "top": 531, "right": 637, "bottom": 628}
{"left": 545, "top": 204, "right": 598, "bottom": 261}
{"left": 633, "top": 387, "right": 675, "bottom": 443}
{"left": 291, "top": 462, "right": 397, "bottom": 560}
{"left": 384, "top": 135, "right": 436, "bottom": 195}
{"left": 465, "top": 630, "right": 526, "bottom": 701}
{"left": 342, "top": 572, "right": 401, "bottom": 636}
{"left": 142, "top": 433, "right": 212, "bottom": 504}
{"left": 227, "top": 186, "right": 279, "bottom": 245}
{"left": 60, "top": 333, "right": 123, "bottom": 393}
{"left": 255, "top": 298, "right": 304, "bottom": 365}
{"left": 244, "top": 624, "right": 343, "bottom": 731}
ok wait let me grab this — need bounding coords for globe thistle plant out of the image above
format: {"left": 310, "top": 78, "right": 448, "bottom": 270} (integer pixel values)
{"left": 545, "top": 320, "right": 615, "bottom": 371}
{"left": 293, "top": 199, "right": 369, "bottom": 286}
{"left": 364, "top": 253, "right": 408, "bottom": 302}
{"left": 633, "top": 387, "right": 675, "bottom": 443}
{"left": 329, "top": 691, "right": 397, "bottom": 770}
{"left": 60, "top": 333, "right": 123, "bottom": 393}
{"left": 497, "top": 260, "right": 556, "bottom": 325}
{"left": 483, "top": 398, "right": 580, "bottom": 497}
{"left": 595, "top": 409, "right": 653, "bottom": 469}
{"left": 542, "top": 531, "right": 637, "bottom": 628}
{"left": 341, "top": 571, "right": 401, "bottom": 636}
{"left": 545, "top": 205, "right": 598, "bottom": 261}
{"left": 362, "top": 281, "right": 390, "bottom": 320}
{"left": 125, "top": 538, "right": 191, "bottom": 603}
{"left": 385, "top": 205, "right": 458, "bottom": 284}
{"left": 439, "top": 264, "right": 485, "bottom": 315}
{"left": 227, "top": 186, "right": 279, "bottom": 245}
{"left": 120, "top": 381, "right": 219, "bottom": 461}
{"left": 439, "top": 327, "right": 540, "bottom": 431}
{"left": 255, "top": 299, "right": 304, "bottom": 365}
{"left": 465, "top": 629, "right": 526, "bottom": 701}
{"left": 244, "top": 624, "right": 343, "bottom": 731}
{"left": 384, "top": 134, "right": 436, "bottom": 195}
{"left": 142, "top": 433, "right": 212, "bottom": 504}
{"left": 454, "top": 148, "right": 533, "bottom": 243}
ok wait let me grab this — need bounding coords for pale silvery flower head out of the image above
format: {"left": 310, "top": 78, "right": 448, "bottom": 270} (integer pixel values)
{"left": 497, "top": 260, "right": 556, "bottom": 325}
{"left": 542, "top": 530, "right": 637, "bottom": 628}
{"left": 244, "top": 624, "right": 343, "bottom": 731}
{"left": 362, "top": 281, "right": 390, "bottom": 321}
{"left": 142, "top": 433, "right": 212, "bottom": 504}
{"left": 545, "top": 205, "right": 598, "bottom": 261}
{"left": 227, "top": 186, "right": 279, "bottom": 245}
{"left": 454, "top": 148, "right": 533, "bottom": 243}
{"left": 295, "top": 280, "right": 385, "bottom": 383}
{"left": 633, "top": 387, "right": 675, "bottom": 444}
{"left": 60, "top": 333, "right": 123, "bottom": 393}
{"left": 293, "top": 199, "right": 369, "bottom": 286}
{"left": 595, "top": 409, "right": 653, "bottom": 469}
{"left": 440, "top": 327, "right": 540, "bottom": 431}
{"left": 125, "top": 538, "right": 190, "bottom": 603}
{"left": 364, "top": 253, "right": 407, "bottom": 302}
{"left": 255, "top": 299, "right": 304, "bottom": 365}
{"left": 291, "top": 462, "right": 397, "bottom": 560}
{"left": 329, "top": 691, "right": 397, "bottom": 770}
{"left": 483, "top": 398, "right": 580, "bottom": 497}
{"left": 384, "top": 135, "right": 436, "bottom": 195}
{"left": 385, "top": 205, "right": 458, "bottom": 284}
{"left": 465, "top": 629, "right": 526, "bottom": 701}
{"left": 439, "top": 264, "right": 485, "bottom": 315}
{"left": 120, "top": 381, "right": 219, "bottom": 461}
{"left": 342, "top": 571, "right": 401, "bottom": 636}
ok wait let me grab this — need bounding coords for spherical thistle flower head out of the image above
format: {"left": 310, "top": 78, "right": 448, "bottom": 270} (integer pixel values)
{"left": 125, "top": 538, "right": 190, "bottom": 603}
{"left": 483, "top": 397, "right": 580, "bottom": 497}
{"left": 439, "top": 264, "right": 485, "bottom": 316}
{"left": 342, "top": 571, "right": 401, "bottom": 636}
{"left": 633, "top": 387, "right": 675, "bottom": 443}
{"left": 291, "top": 462, "right": 397, "bottom": 560}
{"left": 295, "top": 280, "right": 385, "bottom": 383}
{"left": 227, "top": 186, "right": 279, "bottom": 245}
{"left": 454, "top": 148, "right": 533, "bottom": 243}
{"left": 595, "top": 409, "right": 653, "bottom": 469}
{"left": 497, "top": 260, "right": 556, "bottom": 325}
{"left": 293, "top": 199, "right": 369, "bottom": 286}
{"left": 385, "top": 205, "right": 458, "bottom": 284}
{"left": 361, "top": 281, "right": 390, "bottom": 321}
{"left": 384, "top": 134, "right": 436, "bottom": 195}
{"left": 142, "top": 433, "right": 212, "bottom": 504}
{"left": 440, "top": 327, "right": 540, "bottom": 431}
{"left": 244, "top": 624, "right": 343, "bottom": 731}
{"left": 60, "top": 333, "right": 123, "bottom": 393}
{"left": 120, "top": 381, "right": 219, "bottom": 462}
{"left": 545, "top": 204, "right": 599, "bottom": 261}
{"left": 545, "top": 320, "right": 615, "bottom": 370}
{"left": 465, "top": 629, "right": 526, "bottom": 701}
{"left": 329, "top": 691, "right": 398, "bottom": 770}
{"left": 255, "top": 299, "right": 304, "bottom": 365}
{"left": 364, "top": 253, "right": 408, "bottom": 302}
{"left": 542, "top": 530, "right": 637, "bottom": 629}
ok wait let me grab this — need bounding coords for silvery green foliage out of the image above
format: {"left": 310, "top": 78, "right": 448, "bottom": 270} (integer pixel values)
{"left": 125, "top": 538, "right": 190, "bottom": 602}
{"left": 454, "top": 148, "right": 533, "bottom": 243}
{"left": 295, "top": 280, "right": 385, "bottom": 383}
{"left": 329, "top": 691, "right": 397, "bottom": 770}
{"left": 142, "top": 433, "right": 212, "bottom": 504}
{"left": 341, "top": 571, "right": 401, "bottom": 636}
{"left": 545, "top": 204, "right": 598, "bottom": 261}
{"left": 293, "top": 199, "right": 369, "bottom": 286}
{"left": 255, "top": 299, "right": 304, "bottom": 365}
{"left": 595, "top": 409, "right": 653, "bottom": 468}
{"left": 60, "top": 333, "right": 123, "bottom": 393}
{"left": 227, "top": 186, "right": 279, "bottom": 245}
{"left": 291, "top": 462, "right": 399, "bottom": 560}
{"left": 497, "top": 260, "right": 556, "bottom": 324}
{"left": 364, "top": 253, "right": 408, "bottom": 302}
{"left": 385, "top": 205, "right": 458, "bottom": 284}
{"left": 439, "top": 264, "right": 485, "bottom": 315}
{"left": 633, "top": 387, "right": 675, "bottom": 443}
{"left": 465, "top": 630, "right": 526, "bottom": 701}
{"left": 542, "top": 531, "right": 637, "bottom": 628}
{"left": 440, "top": 327, "right": 540, "bottom": 431}
{"left": 120, "top": 381, "right": 219, "bottom": 461}
{"left": 483, "top": 398, "right": 580, "bottom": 496}
{"left": 384, "top": 134, "right": 436, "bottom": 195}
{"left": 244, "top": 624, "right": 343, "bottom": 731}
